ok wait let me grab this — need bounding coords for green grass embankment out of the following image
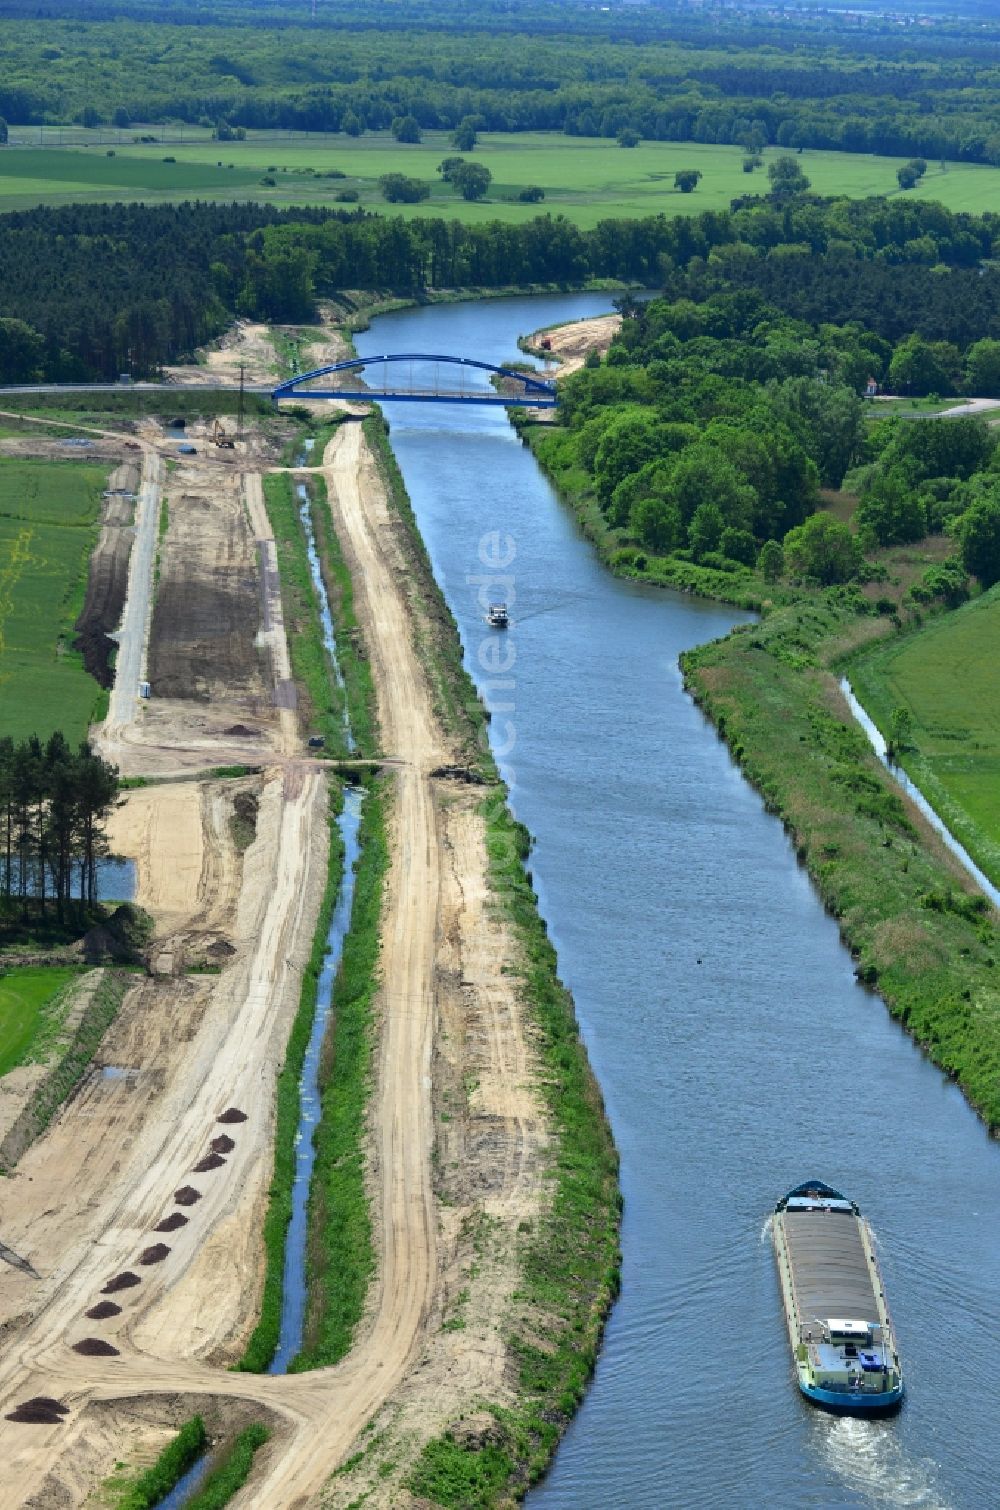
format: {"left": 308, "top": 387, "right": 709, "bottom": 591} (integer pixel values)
{"left": 27, "top": 969, "right": 132, "bottom": 1125}
{"left": 308, "top": 472, "right": 378, "bottom": 756}
{"left": 293, "top": 779, "right": 386, "bottom": 1371}
{"left": 849, "top": 585, "right": 1000, "bottom": 890}
{"left": 262, "top": 471, "right": 352, "bottom": 756}
{"left": 106, "top": 1416, "right": 270, "bottom": 1510}
{"left": 236, "top": 786, "right": 346, "bottom": 1373}
{"left": 110, "top": 1415, "right": 207, "bottom": 1510}
{"left": 184, "top": 1424, "right": 270, "bottom": 1510}
{"left": 682, "top": 596, "right": 1000, "bottom": 1130}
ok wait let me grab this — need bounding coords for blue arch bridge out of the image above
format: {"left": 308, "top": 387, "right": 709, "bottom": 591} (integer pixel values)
{"left": 272, "top": 353, "right": 558, "bottom": 408}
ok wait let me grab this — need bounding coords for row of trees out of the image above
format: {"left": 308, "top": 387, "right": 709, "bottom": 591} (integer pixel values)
{"left": 0, "top": 735, "right": 120, "bottom": 922}
{"left": 6, "top": 193, "right": 1000, "bottom": 383}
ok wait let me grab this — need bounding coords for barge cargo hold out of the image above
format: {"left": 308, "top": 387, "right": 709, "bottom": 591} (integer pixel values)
{"left": 772, "top": 1181, "right": 904, "bottom": 1414}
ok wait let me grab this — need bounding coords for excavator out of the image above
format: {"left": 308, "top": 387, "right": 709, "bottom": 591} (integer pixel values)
{"left": 211, "top": 419, "right": 236, "bottom": 449}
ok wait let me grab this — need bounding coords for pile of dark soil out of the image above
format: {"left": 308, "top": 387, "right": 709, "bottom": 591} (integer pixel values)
{"left": 155, "top": 1212, "right": 188, "bottom": 1232}
{"left": 138, "top": 1243, "right": 170, "bottom": 1265}
{"left": 72, "top": 1338, "right": 120, "bottom": 1356}
{"left": 224, "top": 724, "right": 259, "bottom": 737}
{"left": 193, "top": 1153, "right": 225, "bottom": 1172}
{"left": 174, "top": 1185, "right": 202, "bottom": 1205}
{"left": 102, "top": 1271, "right": 141, "bottom": 1293}
{"left": 217, "top": 1107, "right": 247, "bottom": 1124}
{"left": 73, "top": 518, "right": 130, "bottom": 687}
{"left": 85, "top": 1300, "right": 122, "bottom": 1319}
{"left": 210, "top": 1134, "right": 235, "bottom": 1154}
{"left": 82, "top": 902, "right": 155, "bottom": 965}
{"left": 6, "top": 1397, "right": 68, "bottom": 1425}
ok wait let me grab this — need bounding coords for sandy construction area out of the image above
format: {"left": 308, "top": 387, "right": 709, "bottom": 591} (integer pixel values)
{"left": 0, "top": 415, "right": 550, "bottom": 1506}
{"left": 164, "top": 321, "right": 279, "bottom": 389}
{"left": 530, "top": 311, "right": 622, "bottom": 377}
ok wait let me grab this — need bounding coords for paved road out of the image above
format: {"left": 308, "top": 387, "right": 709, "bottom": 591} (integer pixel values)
{"left": 0, "top": 381, "right": 273, "bottom": 396}
{"left": 102, "top": 449, "right": 162, "bottom": 748}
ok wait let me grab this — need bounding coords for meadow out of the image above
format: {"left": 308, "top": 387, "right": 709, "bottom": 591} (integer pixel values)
{"left": 0, "top": 965, "right": 80, "bottom": 1077}
{"left": 0, "top": 457, "right": 109, "bottom": 744}
{"left": 850, "top": 586, "right": 1000, "bottom": 887}
{"left": 4, "top": 132, "right": 1000, "bottom": 225}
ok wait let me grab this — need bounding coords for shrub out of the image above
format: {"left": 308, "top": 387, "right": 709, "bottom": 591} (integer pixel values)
{"left": 782, "top": 512, "right": 859, "bottom": 584}
{"left": 378, "top": 172, "right": 429, "bottom": 204}
{"left": 758, "top": 539, "right": 784, "bottom": 582}
{"left": 719, "top": 526, "right": 757, "bottom": 566}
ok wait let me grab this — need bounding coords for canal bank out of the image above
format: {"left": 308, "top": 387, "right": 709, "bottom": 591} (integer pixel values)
{"left": 355, "top": 293, "right": 1000, "bottom": 1509}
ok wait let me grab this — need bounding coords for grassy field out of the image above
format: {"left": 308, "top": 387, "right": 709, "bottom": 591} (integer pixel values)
{"left": 3, "top": 132, "right": 1000, "bottom": 225}
{"left": 0, "top": 965, "right": 80, "bottom": 1077}
{"left": 0, "top": 456, "right": 109, "bottom": 743}
{"left": 850, "top": 587, "right": 1000, "bottom": 887}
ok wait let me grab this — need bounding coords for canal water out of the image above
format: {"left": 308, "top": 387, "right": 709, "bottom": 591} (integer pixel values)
{"left": 356, "top": 296, "right": 1000, "bottom": 1510}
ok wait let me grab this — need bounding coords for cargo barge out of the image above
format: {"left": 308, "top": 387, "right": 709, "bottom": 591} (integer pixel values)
{"left": 772, "top": 1180, "right": 904, "bottom": 1413}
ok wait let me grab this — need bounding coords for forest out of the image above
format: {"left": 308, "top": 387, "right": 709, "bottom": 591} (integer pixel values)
{"left": 4, "top": 3, "right": 1000, "bottom": 165}
{"left": 0, "top": 735, "right": 120, "bottom": 920}
{"left": 5, "top": 188, "right": 1000, "bottom": 383}
{"left": 533, "top": 252, "right": 1000, "bottom": 601}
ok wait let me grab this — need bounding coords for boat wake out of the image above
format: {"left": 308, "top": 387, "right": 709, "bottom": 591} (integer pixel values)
{"left": 816, "top": 1416, "right": 951, "bottom": 1509}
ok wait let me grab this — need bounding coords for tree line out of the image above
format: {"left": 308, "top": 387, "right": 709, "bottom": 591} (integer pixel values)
{"left": 0, "top": 735, "right": 120, "bottom": 922}
{"left": 6, "top": 192, "right": 1000, "bottom": 382}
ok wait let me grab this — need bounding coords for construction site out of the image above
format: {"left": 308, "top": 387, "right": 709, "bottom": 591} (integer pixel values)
{"left": 0, "top": 312, "right": 618, "bottom": 1507}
